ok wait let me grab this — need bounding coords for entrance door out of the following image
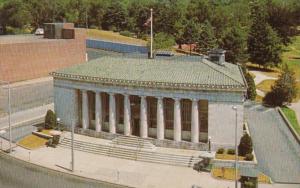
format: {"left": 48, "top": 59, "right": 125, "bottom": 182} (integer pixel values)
{"left": 131, "top": 118, "right": 140, "bottom": 136}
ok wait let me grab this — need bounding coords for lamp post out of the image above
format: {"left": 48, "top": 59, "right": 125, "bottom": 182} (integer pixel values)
{"left": 208, "top": 136, "right": 211, "bottom": 153}
{"left": 56, "top": 117, "right": 60, "bottom": 130}
{"left": 232, "top": 106, "right": 238, "bottom": 188}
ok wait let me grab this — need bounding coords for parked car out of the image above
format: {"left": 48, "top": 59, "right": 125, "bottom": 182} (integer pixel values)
{"left": 35, "top": 28, "right": 44, "bottom": 35}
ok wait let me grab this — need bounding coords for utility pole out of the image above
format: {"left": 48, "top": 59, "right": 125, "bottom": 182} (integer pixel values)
{"left": 71, "top": 120, "right": 75, "bottom": 172}
{"left": 8, "top": 83, "right": 11, "bottom": 153}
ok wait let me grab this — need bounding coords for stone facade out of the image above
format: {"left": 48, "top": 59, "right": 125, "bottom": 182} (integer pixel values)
{"left": 54, "top": 78, "right": 245, "bottom": 150}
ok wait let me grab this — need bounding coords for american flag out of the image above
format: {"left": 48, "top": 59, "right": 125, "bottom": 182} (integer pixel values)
{"left": 143, "top": 17, "right": 152, "bottom": 27}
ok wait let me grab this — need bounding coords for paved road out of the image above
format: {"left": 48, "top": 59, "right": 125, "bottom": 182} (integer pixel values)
{"left": 0, "top": 104, "right": 53, "bottom": 130}
{"left": 0, "top": 152, "right": 128, "bottom": 188}
{"left": 0, "top": 78, "right": 53, "bottom": 115}
{"left": 245, "top": 102, "right": 300, "bottom": 183}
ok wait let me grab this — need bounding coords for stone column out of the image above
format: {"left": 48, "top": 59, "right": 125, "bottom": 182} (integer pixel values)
{"left": 109, "top": 93, "right": 116, "bottom": 134}
{"left": 124, "top": 94, "right": 131, "bottom": 136}
{"left": 140, "top": 96, "right": 148, "bottom": 138}
{"left": 173, "top": 98, "right": 181, "bottom": 142}
{"left": 82, "top": 90, "right": 89, "bottom": 129}
{"left": 95, "top": 92, "right": 102, "bottom": 132}
{"left": 191, "top": 99, "right": 199, "bottom": 143}
{"left": 157, "top": 97, "right": 164, "bottom": 140}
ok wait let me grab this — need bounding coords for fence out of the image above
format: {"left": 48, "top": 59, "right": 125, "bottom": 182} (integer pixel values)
{"left": 86, "top": 39, "right": 148, "bottom": 54}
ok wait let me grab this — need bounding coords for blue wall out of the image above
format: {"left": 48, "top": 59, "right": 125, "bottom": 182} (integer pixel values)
{"left": 86, "top": 39, "right": 148, "bottom": 54}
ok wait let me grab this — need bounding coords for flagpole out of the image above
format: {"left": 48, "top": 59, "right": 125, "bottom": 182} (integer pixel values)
{"left": 150, "top": 8, "right": 153, "bottom": 59}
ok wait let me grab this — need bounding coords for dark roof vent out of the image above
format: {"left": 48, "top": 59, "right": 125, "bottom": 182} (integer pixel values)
{"left": 208, "top": 49, "right": 226, "bottom": 66}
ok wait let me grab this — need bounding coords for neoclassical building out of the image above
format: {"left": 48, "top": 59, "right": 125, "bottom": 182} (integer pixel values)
{"left": 52, "top": 53, "right": 247, "bottom": 150}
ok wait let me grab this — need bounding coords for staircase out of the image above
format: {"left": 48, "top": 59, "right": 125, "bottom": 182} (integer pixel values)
{"left": 110, "top": 136, "right": 156, "bottom": 150}
{"left": 60, "top": 137, "right": 202, "bottom": 168}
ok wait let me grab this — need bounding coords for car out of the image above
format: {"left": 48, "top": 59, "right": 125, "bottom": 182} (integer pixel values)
{"left": 34, "top": 28, "right": 44, "bottom": 35}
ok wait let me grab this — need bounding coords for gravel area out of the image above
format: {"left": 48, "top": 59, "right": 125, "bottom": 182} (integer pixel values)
{"left": 245, "top": 102, "right": 300, "bottom": 183}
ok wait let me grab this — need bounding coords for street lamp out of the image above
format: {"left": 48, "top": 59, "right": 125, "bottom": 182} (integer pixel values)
{"left": 232, "top": 106, "right": 238, "bottom": 188}
{"left": 208, "top": 136, "right": 211, "bottom": 153}
{"left": 56, "top": 117, "right": 60, "bottom": 130}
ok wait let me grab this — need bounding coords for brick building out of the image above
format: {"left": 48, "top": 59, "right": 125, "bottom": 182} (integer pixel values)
{"left": 0, "top": 23, "right": 86, "bottom": 82}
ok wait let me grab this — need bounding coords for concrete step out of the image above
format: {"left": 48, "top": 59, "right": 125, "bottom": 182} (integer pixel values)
{"left": 111, "top": 136, "right": 156, "bottom": 150}
{"left": 60, "top": 138, "right": 202, "bottom": 168}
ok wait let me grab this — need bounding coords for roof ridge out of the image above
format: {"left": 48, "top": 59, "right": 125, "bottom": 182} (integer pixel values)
{"left": 201, "top": 59, "right": 244, "bottom": 85}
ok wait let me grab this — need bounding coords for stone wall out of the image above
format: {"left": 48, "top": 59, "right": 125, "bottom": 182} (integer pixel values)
{"left": 54, "top": 86, "right": 80, "bottom": 127}
{"left": 0, "top": 29, "right": 86, "bottom": 82}
{"left": 208, "top": 101, "right": 244, "bottom": 149}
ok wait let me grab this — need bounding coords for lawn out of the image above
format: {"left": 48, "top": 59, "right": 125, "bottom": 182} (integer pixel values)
{"left": 281, "top": 106, "right": 300, "bottom": 136}
{"left": 211, "top": 167, "right": 270, "bottom": 183}
{"left": 282, "top": 36, "right": 300, "bottom": 79}
{"left": 17, "top": 135, "right": 48, "bottom": 150}
{"left": 256, "top": 79, "right": 276, "bottom": 93}
{"left": 87, "top": 29, "right": 147, "bottom": 46}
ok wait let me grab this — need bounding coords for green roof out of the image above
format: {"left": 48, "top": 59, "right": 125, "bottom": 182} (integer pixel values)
{"left": 51, "top": 56, "right": 247, "bottom": 91}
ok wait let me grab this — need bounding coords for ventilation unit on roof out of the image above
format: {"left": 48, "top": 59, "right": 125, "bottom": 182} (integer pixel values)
{"left": 208, "top": 49, "right": 226, "bottom": 66}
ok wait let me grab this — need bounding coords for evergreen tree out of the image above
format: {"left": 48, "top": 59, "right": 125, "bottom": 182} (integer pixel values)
{"left": 195, "top": 20, "right": 217, "bottom": 55}
{"left": 241, "top": 65, "right": 256, "bottom": 101}
{"left": 247, "top": 0, "right": 282, "bottom": 68}
{"left": 238, "top": 133, "right": 253, "bottom": 157}
{"left": 263, "top": 64, "right": 298, "bottom": 106}
{"left": 45, "top": 110, "right": 57, "bottom": 129}
{"left": 220, "top": 25, "right": 247, "bottom": 64}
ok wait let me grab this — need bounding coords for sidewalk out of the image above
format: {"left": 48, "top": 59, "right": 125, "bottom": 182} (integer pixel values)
{"left": 9, "top": 133, "right": 298, "bottom": 188}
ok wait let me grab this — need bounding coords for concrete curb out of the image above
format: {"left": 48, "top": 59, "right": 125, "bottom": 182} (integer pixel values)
{"left": 277, "top": 107, "right": 300, "bottom": 145}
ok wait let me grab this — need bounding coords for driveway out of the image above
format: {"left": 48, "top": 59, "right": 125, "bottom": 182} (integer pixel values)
{"left": 245, "top": 102, "right": 300, "bottom": 183}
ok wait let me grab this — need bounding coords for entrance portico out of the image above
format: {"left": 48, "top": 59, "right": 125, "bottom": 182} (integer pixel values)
{"left": 80, "top": 90, "right": 208, "bottom": 143}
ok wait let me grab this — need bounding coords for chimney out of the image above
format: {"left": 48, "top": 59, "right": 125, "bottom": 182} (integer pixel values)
{"left": 208, "top": 49, "right": 226, "bottom": 65}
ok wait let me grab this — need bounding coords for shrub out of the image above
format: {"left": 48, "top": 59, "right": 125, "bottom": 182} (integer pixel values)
{"left": 245, "top": 153, "right": 254, "bottom": 161}
{"left": 227, "top": 149, "right": 235, "bottom": 155}
{"left": 238, "top": 133, "right": 253, "bottom": 156}
{"left": 216, "top": 148, "right": 225, "bottom": 154}
{"left": 52, "top": 135, "right": 60, "bottom": 145}
{"left": 244, "top": 181, "right": 255, "bottom": 188}
{"left": 37, "top": 127, "right": 43, "bottom": 132}
{"left": 45, "top": 110, "right": 57, "bottom": 129}
{"left": 119, "top": 30, "right": 133, "bottom": 37}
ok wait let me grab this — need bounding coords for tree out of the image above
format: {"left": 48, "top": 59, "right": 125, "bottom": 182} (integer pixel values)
{"left": 151, "top": 32, "right": 175, "bottom": 50}
{"left": 241, "top": 65, "right": 256, "bottom": 101}
{"left": 45, "top": 110, "right": 57, "bottom": 129}
{"left": 238, "top": 133, "right": 253, "bottom": 157}
{"left": 266, "top": 0, "right": 298, "bottom": 45}
{"left": 0, "top": 0, "right": 31, "bottom": 34}
{"left": 101, "top": 0, "right": 127, "bottom": 31}
{"left": 263, "top": 64, "right": 298, "bottom": 106}
{"left": 247, "top": 1, "right": 282, "bottom": 68}
{"left": 220, "top": 25, "right": 247, "bottom": 64}
{"left": 180, "top": 19, "right": 201, "bottom": 53}
{"left": 195, "top": 20, "right": 217, "bottom": 55}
